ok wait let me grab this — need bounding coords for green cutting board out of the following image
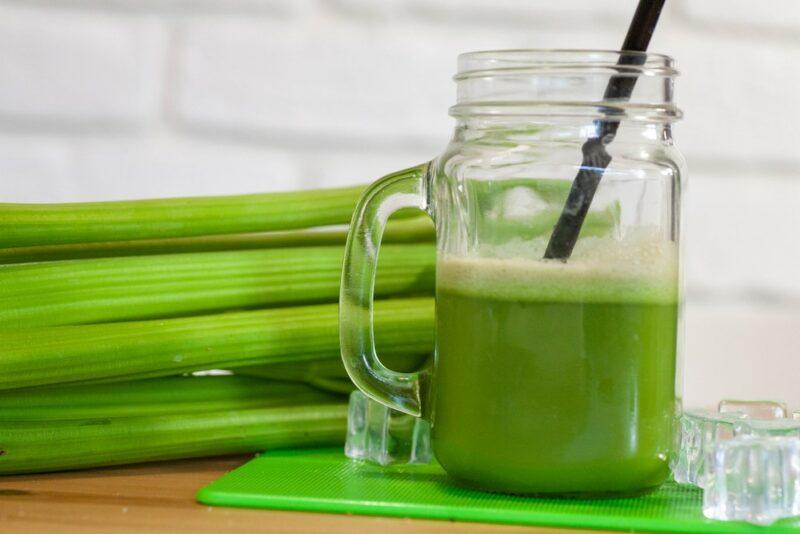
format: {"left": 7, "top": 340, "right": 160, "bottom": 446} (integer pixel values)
{"left": 197, "top": 448, "right": 800, "bottom": 533}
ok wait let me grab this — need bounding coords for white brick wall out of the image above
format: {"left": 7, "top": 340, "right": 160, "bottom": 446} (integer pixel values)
{"left": 0, "top": 0, "right": 798, "bottom": 407}
{"left": 657, "top": 26, "right": 800, "bottom": 168}
{"left": 677, "top": 0, "right": 800, "bottom": 34}
{"left": 0, "top": 4, "right": 165, "bottom": 126}
{"left": 0, "top": 135, "right": 73, "bottom": 201}
{"left": 683, "top": 301, "right": 800, "bottom": 409}
{"left": 174, "top": 17, "right": 452, "bottom": 145}
{"left": 327, "top": 0, "right": 637, "bottom": 28}
{"left": 686, "top": 171, "right": 800, "bottom": 302}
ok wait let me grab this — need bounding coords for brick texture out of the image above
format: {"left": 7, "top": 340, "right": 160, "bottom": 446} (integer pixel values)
{"left": 67, "top": 137, "right": 302, "bottom": 201}
{"left": 676, "top": 0, "right": 800, "bottom": 34}
{"left": 327, "top": 0, "right": 638, "bottom": 27}
{"left": 174, "top": 17, "right": 452, "bottom": 147}
{"left": 685, "top": 170, "right": 800, "bottom": 301}
{"left": 653, "top": 26, "right": 800, "bottom": 168}
{"left": 11, "top": 0, "right": 307, "bottom": 15}
{"left": 174, "top": 15, "right": 619, "bottom": 148}
{"left": 684, "top": 302, "right": 800, "bottom": 408}
{"left": 0, "top": 4, "right": 165, "bottom": 126}
{"left": 0, "top": 135, "right": 73, "bottom": 202}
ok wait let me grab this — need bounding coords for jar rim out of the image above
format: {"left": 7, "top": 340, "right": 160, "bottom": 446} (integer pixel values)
{"left": 452, "top": 48, "right": 681, "bottom": 122}
{"left": 458, "top": 48, "right": 674, "bottom": 60}
{"left": 455, "top": 49, "right": 678, "bottom": 80}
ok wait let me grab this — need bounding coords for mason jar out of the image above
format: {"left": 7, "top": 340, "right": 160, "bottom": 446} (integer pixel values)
{"left": 341, "top": 49, "right": 686, "bottom": 495}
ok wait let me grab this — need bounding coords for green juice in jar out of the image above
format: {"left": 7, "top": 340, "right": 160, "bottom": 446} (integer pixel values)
{"left": 432, "top": 248, "right": 679, "bottom": 495}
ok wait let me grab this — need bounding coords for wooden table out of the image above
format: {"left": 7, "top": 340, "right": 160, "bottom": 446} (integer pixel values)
{"left": 0, "top": 456, "right": 604, "bottom": 533}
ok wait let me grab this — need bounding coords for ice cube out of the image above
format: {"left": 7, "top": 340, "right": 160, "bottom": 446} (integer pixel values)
{"left": 672, "top": 409, "right": 746, "bottom": 487}
{"left": 718, "top": 399, "right": 788, "bottom": 420}
{"left": 740, "top": 419, "right": 800, "bottom": 438}
{"left": 703, "top": 436, "right": 800, "bottom": 525}
{"left": 344, "top": 389, "right": 369, "bottom": 460}
{"left": 344, "top": 390, "right": 432, "bottom": 465}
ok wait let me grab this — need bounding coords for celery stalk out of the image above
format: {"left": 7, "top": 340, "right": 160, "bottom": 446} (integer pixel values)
{"left": 0, "top": 217, "right": 434, "bottom": 264}
{"left": 0, "top": 185, "right": 368, "bottom": 248}
{"left": 237, "top": 352, "right": 429, "bottom": 385}
{"left": 0, "top": 297, "right": 434, "bottom": 391}
{"left": 0, "top": 375, "right": 341, "bottom": 420}
{"left": 0, "top": 244, "right": 434, "bottom": 328}
{"left": 304, "top": 376, "right": 355, "bottom": 395}
{"left": 0, "top": 403, "right": 346, "bottom": 474}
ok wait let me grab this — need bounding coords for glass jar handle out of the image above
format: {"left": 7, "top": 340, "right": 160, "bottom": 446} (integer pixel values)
{"left": 340, "top": 163, "right": 431, "bottom": 417}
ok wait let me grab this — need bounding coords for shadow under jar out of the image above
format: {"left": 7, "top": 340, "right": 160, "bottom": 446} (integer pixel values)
{"left": 340, "top": 49, "right": 686, "bottom": 496}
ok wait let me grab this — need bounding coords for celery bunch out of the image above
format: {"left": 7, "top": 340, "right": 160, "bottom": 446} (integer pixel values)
{"left": 0, "top": 184, "right": 435, "bottom": 474}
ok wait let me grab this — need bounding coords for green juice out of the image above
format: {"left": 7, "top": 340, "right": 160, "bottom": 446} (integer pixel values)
{"left": 433, "top": 252, "right": 678, "bottom": 495}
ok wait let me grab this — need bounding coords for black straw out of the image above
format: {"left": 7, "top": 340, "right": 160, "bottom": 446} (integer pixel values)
{"left": 543, "top": 0, "right": 666, "bottom": 260}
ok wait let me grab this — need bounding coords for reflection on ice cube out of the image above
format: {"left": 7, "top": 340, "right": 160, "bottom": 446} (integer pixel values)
{"left": 704, "top": 436, "right": 800, "bottom": 525}
{"left": 671, "top": 409, "right": 746, "bottom": 488}
{"left": 741, "top": 419, "right": 800, "bottom": 438}
{"left": 344, "top": 390, "right": 432, "bottom": 466}
{"left": 718, "top": 399, "right": 788, "bottom": 420}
